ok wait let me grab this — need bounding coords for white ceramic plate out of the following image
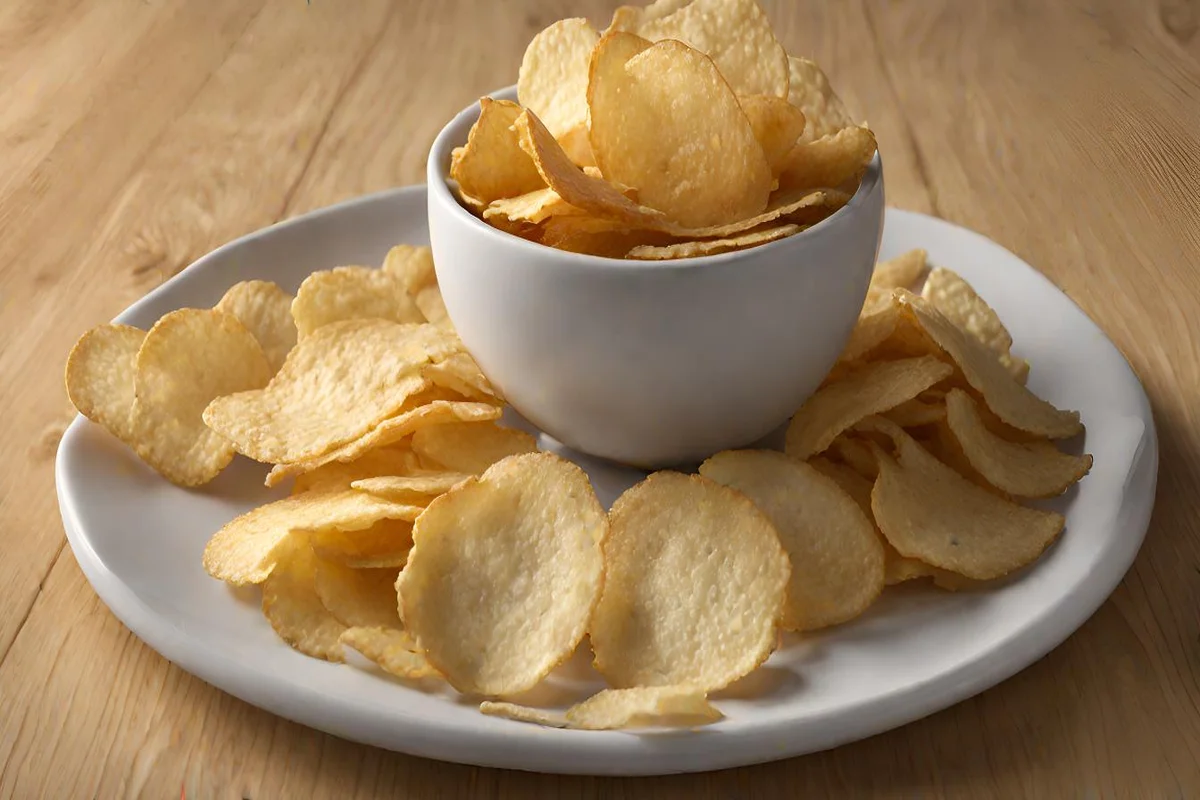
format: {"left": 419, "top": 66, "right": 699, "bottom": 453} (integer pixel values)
{"left": 57, "top": 186, "right": 1157, "bottom": 776}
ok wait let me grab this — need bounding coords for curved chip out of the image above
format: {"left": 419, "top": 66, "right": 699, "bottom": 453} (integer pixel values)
{"left": 132, "top": 308, "right": 271, "bottom": 486}
{"left": 779, "top": 125, "right": 877, "bottom": 193}
{"left": 291, "top": 266, "right": 423, "bottom": 338}
{"left": 483, "top": 187, "right": 581, "bottom": 225}
{"left": 590, "top": 471, "right": 790, "bottom": 691}
{"left": 701, "top": 450, "right": 884, "bottom": 631}
{"left": 626, "top": 223, "right": 801, "bottom": 260}
{"left": 478, "top": 702, "right": 566, "bottom": 728}
{"left": 340, "top": 626, "right": 440, "bottom": 680}
{"left": 381, "top": 244, "right": 436, "bottom": 295}
{"left": 871, "top": 249, "right": 927, "bottom": 293}
{"left": 837, "top": 302, "right": 900, "bottom": 364}
{"left": 421, "top": 352, "right": 502, "bottom": 404}
{"left": 785, "top": 355, "right": 953, "bottom": 460}
{"left": 291, "top": 445, "right": 424, "bottom": 494}
{"left": 65, "top": 323, "right": 145, "bottom": 444}
{"left": 310, "top": 519, "right": 414, "bottom": 569}
{"left": 944, "top": 389, "right": 1092, "bottom": 497}
{"left": 351, "top": 473, "right": 469, "bottom": 502}
{"left": 883, "top": 396, "right": 946, "bottom": 428}
{"left": 313, "top": 560, "right": 402, "bottom": 628}
{"left": 262, "top": 534, "right": 346, "bottom": 662}
{"left": 397, "top": 452, "right": 607, "bottom": 696}
{"left": 787, "top": 56, "right": 855, "bottom": 142}
{"left": 215, "top": 280, "right": 297, "bottom": 373}
{"left": 739, "top": 94, "right": 807, "bottom": 176}
{"left": 517, "top": 18, "right": 600, "bottom": 140}
{"left": 411, "top": 420, "right": 539, "bottom": 475}
{"left": 567, "top": 686, "right": 722, "bottom": 730}
{"left": 922, "top": 267, "right": 1029, "bottom": 382}
{"left": 449, "top": 97, "right": 545, "bottom": 204}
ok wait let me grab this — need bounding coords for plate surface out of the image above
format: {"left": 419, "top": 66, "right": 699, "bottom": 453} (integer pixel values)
{"left": 56, "top": 185, "right": 1157, "bottom": 776}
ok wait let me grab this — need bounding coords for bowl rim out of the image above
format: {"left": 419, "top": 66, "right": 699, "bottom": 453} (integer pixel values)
{"left": 427, "top": 85, "right": 883, "bottom": 273}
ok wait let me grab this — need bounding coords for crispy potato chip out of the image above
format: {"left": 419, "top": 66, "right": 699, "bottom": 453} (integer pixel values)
{"left": 867, "top": 419, "right": 1065, "bottom": 580}
{"left": 450, "top": 97, "right": 545, "bottom": 204}
{"left": 132, "top": 309, "right": 271, "bottom": 486}
{"left": 944, "top": 389, "right": 1092, "bottom": 497}
{"left": 291, "top": 266, "right": 423, "bottom": 338}
{"left": 203, "top": 320, "right": 462, "bottom": 464}
{"left": 626, "top": 223, "right": 801, "bottom": 260}
{"left": 398, "top": 453, "right": 606, "bottom": 696}
{"left": 606, "top": 0, "right": 692, "bottom": 32}
{"left": 896, "top": 293, "right": 1082, "bottom": 438}
{"left": 591, "top": 472, "right": 790, "bottom": 691}
{"left": 785, "top": 356, "right": 953, "bottom": 459}
{"left": 635, "top": 0, "right": 789, "bottom": 98}
{"left": 779, "top": 125, "right": 877, "bottom": 192}
{"left": 590, "top": 37, "right": 772, "bottom": 227}
{"left": 701, "top": 450, "right": 884, "bottom": 631}
{"left": 478, "top": 702, "right": 567, "bottom": 728}
{"left": 483, "top": 187, "right": 581, "bottom": 224}
{"left": 740, "top": 94, "right": 807, "bottom": 176}
{"left": 922, "top": 267, "right": 1029, "bottom": 383}
{"left": 517, "top": 18, "right": 599, "bottom": 139}
{"left": 837, "top": 301, "right": 900, "bottom": 363}
{"left": 415, "top": 285, "right": 451, "bottom": 329}
{"left": 807, "top": 455, "right": 872, "bottom": 513}
{"left": 912, "top": 417, "right": 995, "bottom": 490}
{"left": 202, "top": 489, "right": 420, "bottom": 585}
{"left": 568, "top": 686, "right": 722, "bottom": 729}
{"left": 215, "top": 280, "right": 297, "bottom": 373}
{"left": 292, "top": 445, "right": 424, "bottom": 494}
{"left": 558, "top": 124, "right": 597, "bottom": 168}
{"left": 382, "top": 244, "right": 436, "bottom": 295}
{"left": 787, "top": 56, "right": 855, "bottom": 142}
{"left": 872, "top": 249, "right": 927, "bottom": 292}
{"left": 351, "top": 473, "right": 470, "bottom": 503}
{"left": 411, "top": 420, "right": 539, "bottom": 474}
{"left": 340, "top": 626, "right": 440, "bottom": 679}
{"left": 262, "top": 534, "right": 346, "bottom": 661}
{"left": 422, "top": 352, "right": 501, "bottom": 403}
{"left": 310, "top": 519, "right": 414, "bottom": 569}
{"left": 828, "top": 434, "right": 879, "bottom": 479}
{"left": 543, "top": 224, "right": 680, "bottom": 258}
{"left": 65, "top": 323, "right": 144, "bottom": 443}
{"left": 671, "top": 186, "right": 848, "bottom": 239}
{"left": 883, "top": 396, "right": 946, "bottom": 428}
{"left": 313, "top": 559, "right": 401, "bottom": 628}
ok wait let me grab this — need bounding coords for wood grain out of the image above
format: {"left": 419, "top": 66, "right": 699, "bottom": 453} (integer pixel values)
{"left": 1, "top": 0, "right": 1199, "bottom": 796}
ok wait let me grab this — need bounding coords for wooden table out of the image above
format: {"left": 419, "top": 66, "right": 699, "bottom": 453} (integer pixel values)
{"left": 2, "top": 0, "right": 1198, "bottom": 796}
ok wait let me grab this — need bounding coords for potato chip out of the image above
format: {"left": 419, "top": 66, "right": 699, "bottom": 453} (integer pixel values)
{"left": 215, "top": 280, "right": 297, "bottom": 373}
{"left": 785, "top": 356, "right": 953, "bottom": 460}
{"left": 664, "top": 186, "right": 847, "bottom": 240}
{"left": 779, "top": 125, "right": 877, "bottom": 192}
{"left": 449, "top": 97, "right": 545, "bottom": 204}
{"left": 828, "top": 435, "right": 878, "bottom": 479}
{"left": 310, "top": 519, "right": 414, "bottom": 569}
{"left": 590, "top": 472, "right": 789, "bottom": 691}
{"left": 411, "top": 420, "right": 539, "bottom": 474}
{"left": 202, "top": 489, "right": 420, "bottom": 585}
{"left": 415, "top": 285, "right": 451, "bottom": 329}
{"left": 867, "top": 419, "right": 1065, "bottom": 580}
{"left": 478, "top": 702, "right": 567, "bottom": 728}
{"left": 351, "top": 473, "right": 469, "bottom": 503}
{"left": 883, "top": 396, "right": 946, "bottom": 428}
{"left": 132, "top": 309, "right": 271, "bottom": 486}
{"left": 807, "top": 455, "right": 872, "bottom": 512}
{"left": 871, "top": 249, "right": 928, "bottom": 292}
{"left": 590, "top": 38, "right": 772, "bottom": 228}
{"left": 635, "top": 0, "right": 789, "bottom": 98}
{"left": 203, "top": 320, "right": 462, "bottom": 464}
{"left": 291, "top": 266, "right": 423, "bottom": 338}
{"left": 787, "top": 56, "right": 855, "bottom": 142}
{"left": 627, "top": 223, "right": 801, "bottom": 260}
{"left": 65, "top": 323, "right": 145, "bottom": 444}
{"left": 837, "top": 301, "right": 900, "bottom": 364}
{"left": 944, "top": 389, "right": 1092, "bottom": 497}
{"left": 422, "top": 352, "right": 501, "bottom": 404}
{"left": 398, "top": 453, "right": 606, "bottom": 695}
{"left": 517, "top": 18, "right": 599, "bottom": 139}
{"left": 701, "top": 450, "right": 884, "bottom": 631}
{"left": 606, "top": 0, "right": 692, "bottom": 32}
{"left": 340, "top": 626, "right": 440, "bottom": 679}
{"left": 896, "top": 293, "right": 1082, "bottom": 438}
{"left": 313, "top": 559, "right": 401, "bottom": 628}
{"left": 292, "top": 445, "right": 424, "bottom": 494}
{"left": 261, "top": 534, "right": 346, "bottom": 661}
{"left": 922, "top": 267, "right": 1029, "bottom": 382}
{"left": 558, "top": 124, "right": 596, "bottom": 168}
{"left": 913, "top": 417, "right": 994, "bottom": 490}
{"left": 739, "top": 94, "right": 807, "bottom": 176}
{"left": 569, "top": 686, "right": 722, "bottom": 729}
{"left": 381, "top": 244, "right": 436, "bottom": 295}
{"left": 483, "top": 187, "right": 581, "bottom": 225}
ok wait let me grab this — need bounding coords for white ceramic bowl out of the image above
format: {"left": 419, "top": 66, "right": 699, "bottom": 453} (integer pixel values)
{"left": 427, "top": 88, "right": 885, "bottom": 467}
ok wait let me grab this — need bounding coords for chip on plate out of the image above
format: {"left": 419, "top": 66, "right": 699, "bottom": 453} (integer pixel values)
{"left": 291, "top": 266, "right": 423, "bottom": 338}
{"left": 411, "top": 420, "right": 539, "bottom": 474}
{"left": 313, "top": 559, "right": 402, "bottom": 628}
{"left": 262, "top": 534, "right": 347, "bottom": 662}
{"left": 64, "top": 323, "right": 145, "bottom": 444}
{"left": 340, "top": 626, "right": 440, "bottom": 680}
{"left": 215, "top": 280, "right": 297, "bottom": 373}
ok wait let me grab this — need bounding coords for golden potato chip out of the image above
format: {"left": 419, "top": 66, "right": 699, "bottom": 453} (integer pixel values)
{"left": 922, "top": 267, "right": 1029, "bottom": 383}
{"left": 313, "top": 559, "right": 401, "bottom": 628}
{"left": 65, "top": 323, "right": 144, "bottom": 444}
{"left": 415, "top": 285, "right": 451, "bottom": 329}
{"left": 837, "top": 301, "right": 900, "bottom": 363}
{"left": 340, "top": 626, "right": 439, "bottom": 679}
{"left": 261, "top": 534, "right": 346, "bottom": 662}
{"left": 828, "top": 435, "right": 878, "bottom": 479}
{"left": 351, "top": 473, "right": 469, "bottom": 502}
{"left": 635, "top": 0, "right": 789, "bottom": 98}
{"left": 740, "top": 94, "right": 807, "bottom": 176}
{"left": 867, "top": 420, "right": 1065, "bottom": 580}
{"left": 310, "top": 519, "right": 414, "bottom": 569}
{"left": 807, "top": 455, "right": 872, "bottom": 513}
{"left": 787, "top": 56, "right": 855, "bottom": 142}
{"left": 203, "top": 320, "right": 461, "bottom": 464}
{"left": 132, "top": 308, "right": 271, "bottom": 486}
{"left": 381, "top": 244, "right": 436, "bottom": 295}
{"left": 590, "top": 472, "right": 790, "bottom": 691}
{"left": 606, "top": 0, "right": 692, "bottom": 32}
{"left": 397, "top": 453, "right": 606, "bottom": 696}
{"left": 590, "top": 38, "right": 772, "bottom": 227}
{"left": 883, "top": 396, "right": 946, "bottom": 428}
{"left": 568, "top": 686, "right": 722, "bottom": 730}
{"left": 785, "top": 356, "right": 953, "bottom": 460}
{"left": 701, "top": 450, "right": 884, "bottom": 631}
{"left": 482, "top": 187, "right": 581, "bottom": 225}
{"left": 422, "top": 352, "right": 501, "bottom": 404}
{"left": 411, "top": 420, "right": 539, "bottom": 474}
{"left": 779, "top": 125, "right": 877, "bottom": 192}
{"left": 449, "top": 97, "right": 545, "bottom": 204}
{"left": 871, "top": 249, "right": 928, "bottom": 292}
{"left": 215, "top": 280, "right": 297, "bottom": 373}
{"left": 265, "top": 400, "right": 502, "bottom": 486}
{"left": 558, "top": 124, "right": 596, "bottom": 168}
{"left": 291, "top": 266, "right": 423, "bottom": 338}
{"left": 517, "top": 18, "right": 599, "bottom": 140}
{"left": 896, "top": 293, "right": 1082, "bottom": 438}
{"left": 626, "top": 223, "right": 801, "bottom": 260}
{"left": 912, "top": 417, "right": 995, "bottom": 490}
{"left": 478, "top": 702, "right": 566, "bottom": 728}
{"left": 677, "top": 186, "right": 849, "bottom": 239}
{"left": 292, "top": 445, "right": 424, "bottom": 494}
{"left": 202, "top": 489, "right": 421, "bottom": 585}
{"left": 944, "top": 389, "right": 1092, "bottom": 497}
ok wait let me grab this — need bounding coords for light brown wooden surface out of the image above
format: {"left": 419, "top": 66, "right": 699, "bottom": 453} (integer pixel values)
{"left": 1, "top": 0, "right": 1198, "bottom": 796}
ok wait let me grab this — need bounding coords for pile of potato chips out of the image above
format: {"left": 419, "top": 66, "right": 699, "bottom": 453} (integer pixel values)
{"left": 449, "top": 0, "right": 877, "bottom": 259}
